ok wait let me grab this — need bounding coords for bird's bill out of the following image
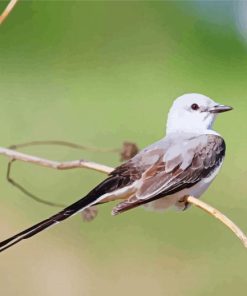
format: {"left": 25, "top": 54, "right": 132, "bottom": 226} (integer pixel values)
{"left": 209, "top": 104, "right": 233, "bottom": 113}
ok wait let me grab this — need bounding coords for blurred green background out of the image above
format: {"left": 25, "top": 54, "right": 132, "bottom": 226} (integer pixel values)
{"left": 0, "top": 1, "right": 247, "bottom": 295}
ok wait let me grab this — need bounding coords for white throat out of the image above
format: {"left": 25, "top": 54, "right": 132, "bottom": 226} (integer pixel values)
{"left": 166, "top": 107, "right": 218, "bottom": 135}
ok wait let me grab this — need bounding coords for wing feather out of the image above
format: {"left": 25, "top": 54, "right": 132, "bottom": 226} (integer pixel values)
{"left": 112, "top": 134, "right": 225, "bottom": 214}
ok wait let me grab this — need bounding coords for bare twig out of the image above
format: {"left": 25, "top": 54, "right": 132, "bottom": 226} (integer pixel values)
{"left": 7, "top": 159, "right": 66, "bottom": 208}
{"left": 7, "top": 149, "right": 99, "bottom": 220}
{"left": 6, "top": 140, "right": 139, "bottom": 208}
{"left": 187, "top": 196, "right": 247, "bottom": 248}
{"left": 6, "top": 140, "right": 119, "bottom": 208}
{"left": 0, "top": 145, "right": 246, "bottom": 248}
{"left": 8, "top": 140, "right": 120, "bottom": 154}
{"left": 0, "top": 0, "right": 19, "bottom": 25}
{"left": 0, "top": 146, "right": 113, "bottom": 174}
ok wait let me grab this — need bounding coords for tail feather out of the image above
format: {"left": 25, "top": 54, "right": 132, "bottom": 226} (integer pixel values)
{"left": 0, "top": 194, "right": 99, "bottom": 253}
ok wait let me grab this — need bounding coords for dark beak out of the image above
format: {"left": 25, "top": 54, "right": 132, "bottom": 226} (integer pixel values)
{"left": 209, "top": 104, "right": 233, "bottom": 114}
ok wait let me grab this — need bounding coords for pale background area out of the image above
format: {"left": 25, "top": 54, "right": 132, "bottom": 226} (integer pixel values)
{"left": 0, "top": 1, "right": 246, "bottom": 295}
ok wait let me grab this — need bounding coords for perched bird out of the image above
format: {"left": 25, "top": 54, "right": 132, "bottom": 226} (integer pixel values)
{"left": 0, "top": 93, "right": 232, "bottom": 252}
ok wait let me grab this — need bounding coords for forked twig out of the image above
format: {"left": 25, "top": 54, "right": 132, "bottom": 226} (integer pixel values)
{"left": 0, "top": 0, "right": 19, "bottom": 25}
{"left": 7, "top": 159, "right": 66, "bottom": 208}
{"left": 7, "top": 140, "right": 121, "bottom": 208}
{"left": 6, "top": 140, "right": 138, "bottom": 208}
{"left": 0, "top": 145, "right": 246, "bottom": 248}
{"left": 7, "top": 158, "right": 97, "bottom": 220}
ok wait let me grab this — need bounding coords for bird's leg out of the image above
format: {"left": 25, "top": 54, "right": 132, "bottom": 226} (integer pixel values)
{"left": 176, "top": 195, "right": 190, "bottom": 211}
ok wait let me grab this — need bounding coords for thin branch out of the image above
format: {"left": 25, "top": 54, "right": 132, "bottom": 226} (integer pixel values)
{"left": 6, "top": 152, "right": 99, "bottom": 221}
{"left": 7, "top": 140, "right": 122, "bottom": 208}
{"left": 7, "top": 159, "right": 66, "bottom": 208}
{"left": 8, "top": 140, "right": 120, "bottom": 153}
{"left": 0, "top": 146, "right": 113, "bottom": 174}
{"left": 187, "top": 196, "right": 247, "bottom": 249}
{"left": 8, "top": 140, "right": 139, "bottom": 161}
{"left": 6, "top": 140, "right": 139, "bottom": 209}
{"left": 0, "top": 0, "right": 19, "bottom": 25}
{"left": 0, "top": 145, "right": 246, "bottom": 248}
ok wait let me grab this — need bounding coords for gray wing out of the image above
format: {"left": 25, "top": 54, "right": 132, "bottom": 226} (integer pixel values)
{"left": 112, "top": 134, "right": 225, "bottom": 214}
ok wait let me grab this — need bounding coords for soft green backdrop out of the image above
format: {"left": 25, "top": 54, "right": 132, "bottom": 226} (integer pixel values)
{"left": 0, "top": 1, "right": 246, "bottom": 295}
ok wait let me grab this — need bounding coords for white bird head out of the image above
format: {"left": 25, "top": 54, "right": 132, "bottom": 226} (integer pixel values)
{"left": 166, "top": 93, "right": 233, "bottom": 134}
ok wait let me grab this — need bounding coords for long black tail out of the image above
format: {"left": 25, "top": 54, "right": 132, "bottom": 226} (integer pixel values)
{"left": 0, "top": 193, "right": 100, "bottom": 253}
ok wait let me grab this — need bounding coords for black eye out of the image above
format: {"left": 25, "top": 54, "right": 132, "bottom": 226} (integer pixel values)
{"left": 191, "top": 103, "right": 199, "bottom": 111}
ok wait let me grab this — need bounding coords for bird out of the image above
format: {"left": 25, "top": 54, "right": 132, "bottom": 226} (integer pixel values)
{"left": 0, "top": 93, "right": 232, "bottom": 252}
